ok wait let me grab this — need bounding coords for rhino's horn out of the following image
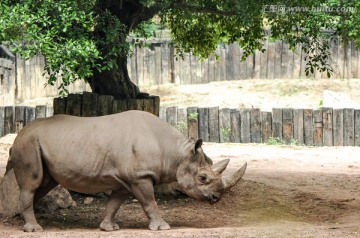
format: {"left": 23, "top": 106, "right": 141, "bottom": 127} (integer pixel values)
{"left": 212, "top": 159, "right": 230, "bottom": 174}
{"left": 222, "top": 162, "right": 247, "bottom": 191}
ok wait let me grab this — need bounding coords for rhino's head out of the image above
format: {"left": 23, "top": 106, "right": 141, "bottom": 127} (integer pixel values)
{"left": 176, "top": 139, "right": 247, "bottom": 204}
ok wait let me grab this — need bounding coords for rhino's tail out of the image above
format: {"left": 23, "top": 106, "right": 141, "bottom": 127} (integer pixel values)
{"left": 5, "top": 147, "right": 13, "bottom": 175}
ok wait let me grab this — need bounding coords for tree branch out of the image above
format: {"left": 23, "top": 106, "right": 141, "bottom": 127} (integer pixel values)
{"left": 171, "top": 2, "right": 237, "bottom": 17}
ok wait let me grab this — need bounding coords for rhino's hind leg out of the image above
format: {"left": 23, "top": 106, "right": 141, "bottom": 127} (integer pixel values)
{"left": 131, "top": 179, "right": 170, "bottom": 231}
{"left": 12, "top": 145, "right": 44, "bottom": 232}
{"left": 100, "top": 189, "right": 130, "bottom": 231}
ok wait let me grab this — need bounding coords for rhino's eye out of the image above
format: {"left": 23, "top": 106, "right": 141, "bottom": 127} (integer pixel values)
{"left": 198, "top": 175, "right": 208, "bottom": 184}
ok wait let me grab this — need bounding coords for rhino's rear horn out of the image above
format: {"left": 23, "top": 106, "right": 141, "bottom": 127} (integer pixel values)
{"left": 222, "top": 162, "right": 247, "bottom": 191}
{"left": 212, "top": 159, "right": 230, "bottom": 174}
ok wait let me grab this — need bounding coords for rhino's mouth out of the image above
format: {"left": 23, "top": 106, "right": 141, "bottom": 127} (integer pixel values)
{"left": 204, "top": 194, "right": 221, "bottom": 204}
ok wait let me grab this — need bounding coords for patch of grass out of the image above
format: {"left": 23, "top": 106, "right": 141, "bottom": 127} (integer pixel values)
{"left": 265, "top": 137, "right": 304, "bottom": 146}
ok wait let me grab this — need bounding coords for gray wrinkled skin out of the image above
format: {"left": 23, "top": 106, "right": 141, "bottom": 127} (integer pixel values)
{"left": 7, "top": 110, "right": 247, "bottom": 232}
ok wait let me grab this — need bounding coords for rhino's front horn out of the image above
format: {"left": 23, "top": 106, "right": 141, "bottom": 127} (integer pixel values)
{"left": 222, "top": 162, "right": 247, "bottom": 191}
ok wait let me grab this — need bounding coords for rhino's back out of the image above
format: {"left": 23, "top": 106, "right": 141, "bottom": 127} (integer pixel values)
{"left": 11, "top": 111, "right": 189, "bottom": 193}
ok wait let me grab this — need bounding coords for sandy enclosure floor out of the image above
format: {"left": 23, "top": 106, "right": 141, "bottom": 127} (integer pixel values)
{"left": 1, "top": 134, "right": 360, "bottom": 237}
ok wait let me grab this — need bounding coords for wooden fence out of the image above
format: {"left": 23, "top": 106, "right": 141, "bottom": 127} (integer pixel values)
{"left": 2, "top": 38, "right": 360, "bottom": 106}
{"left": 128, "top": 38, "right": 360, "bottom": 86}
{"left": 160, "top": 106, "right": 360, "bottom": 146}
{"left": 1, "top": 105, "right": 360, "bottom": 146}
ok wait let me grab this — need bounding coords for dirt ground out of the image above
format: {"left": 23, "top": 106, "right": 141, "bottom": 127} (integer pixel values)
{"left": 1, "top": 134, "right": 360, "bottom": 238}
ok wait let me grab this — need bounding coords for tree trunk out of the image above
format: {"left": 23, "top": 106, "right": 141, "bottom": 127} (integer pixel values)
{"left": 88, "top": 55, "right": 140, "bottom": 99}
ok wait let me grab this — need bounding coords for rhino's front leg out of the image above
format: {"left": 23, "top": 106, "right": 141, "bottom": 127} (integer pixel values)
{"left": 131, "top": 179, "right": 170, "bottom": 230}
{"left": 100, "top": 189, "right": 130, "bottom": 231}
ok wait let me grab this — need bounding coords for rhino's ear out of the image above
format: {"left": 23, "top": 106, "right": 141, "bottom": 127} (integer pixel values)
{"left": 192, "top": 139, "right": 203, "bottom": 155}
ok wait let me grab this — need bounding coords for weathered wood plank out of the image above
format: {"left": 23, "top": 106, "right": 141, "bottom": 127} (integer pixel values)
{"left": 259, "top": 41, "right": 268, "bottom": 79}
{"left": 112, "top": 100, "right": 128, "bottom": 114}
{"left": 260, "top": 111, "right": 272, "bottom": 142}
{"left": 313, "top": 109, "right": 323, "bottom": 146}
{"left": 343, "top": 108, "right": 354, "bottom": 146}
{"left": 355, "top": 110, "right": 360, "bottom": 146}
{"left": 152, "top": 96, "right": 160, "bottom": 117}
{"left": 198, "top": 108, "right": 209, "bottom": 142}
{"left": 97, "top": 95, "right": 113, "bottom": 116}
{"left": 272, "top": 108, "right": 282, "bottom": 140}
{"left": 35, "top": 105, "right": 47, "bottom": 119}
{"left": 250, "top": 108, "right": 261, "bottom": 143}
{"left": 230, "top": 109, "right": 241, "bottom": 143}
{"left": 177, "top": 108, "right": 188, "bottom": 137}
{"left": 208, "top": 107, "right": 219, "bottom": 142}
{"left": 322, "top": 108, "right": 333, "bottom": 146}
{"left": 24, "top": 107, "right": 35, "bottom": 126}
{"left": 293, "top": 109, "right": 304, "bottom": 144}
{"left": 66, "top": 94, "right": 82, "bottom": 116}
{"left": 166, "top": 106, "right": 178, "bottom": 127}
{"left": 0, "top": 107, "right": 5, "bottom": 137}
{"left": 4, "top": 106, "right": 15, "bottom": 135}
{"left": 282, "top": 108, "right": 293, "bottom": 144}
{"left": 159, "top": 107, "right": 166, "bottom": 121}
{"left": 267, "top": 42, "right": 275, "bottom": 79}
{"left": 240, "top": 109, "right": 251, "bottom": 143}
{"left": 274, "top": 41, "right": 282, "bottom": 79}
{"left": 82, "top": 92, "right": 98, "bottom": 117}
{"left": 187, "top": 107, "right": 198, "bottom": 140}
{"left": 53, "top": 97, "right": 67, "bottom": 115}
{"left": 333, "top": 109, "right": 344, "bottom": 146}
{"left": 15, "top": 106, "right": 25, "bottom": 133}
{"left": 304, "top": 109, "right": 314, "bottom": 145}
{"left": 219, "top": 108, "right": 231, "bottom": 143}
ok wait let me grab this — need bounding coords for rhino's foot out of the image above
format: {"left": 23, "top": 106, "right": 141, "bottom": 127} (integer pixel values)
{"left": 100, "top": 220, "right": 120, "bottom": 231}
{"left": 23, "top": 223, "right": 43, "bottom": 232}
{"left": 149, "top": 219, "right": 170, "bottom": 231}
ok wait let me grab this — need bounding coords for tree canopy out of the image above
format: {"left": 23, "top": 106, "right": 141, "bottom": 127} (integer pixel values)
{"left": 0, "top": 0, "right": 359, "bottom": 97}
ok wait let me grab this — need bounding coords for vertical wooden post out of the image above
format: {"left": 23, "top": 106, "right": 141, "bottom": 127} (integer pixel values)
{"left": 4, "top": 106, "right": 15, "bottom": 135}
{"left": 282, "top": 108, "right": 293, "bottom": 144}
{"left": 187, "top": 107, "right": 198, "bottom": 140}
{"left": 250, "top": 108, "right": 261, "bottom": 143}
{"left": 82, "top": 92, "right": 98, "bottom": 117}
{"left": 261, "top": 111, "right": 272, "bottom": 143}
{"left": 177, "top": 108, "right": 188, "bottom": 137}
{"left": 293, "top": 109, "right": 304, "bottom": 144}
{"left": 66, "top": 94, "right": 82, "bottom": 116}
{"left": 322, "top": 108, "right": 333, "bottom": 146}
{"left": 35, "top": 105, "right": 47, "bottom": 119}
{"left": 166, "top": 106, "right": 178, "bottom": 127}
{"left": 333, "top": 109, "right": 344, "bottom": 146}
{"left": 208, "top": 107, "right": 220, "bottom": 142}
{"left": 272, "top": 108, "right": 282, "bottom": 140}
{"left": 24, "top": 107, "right": 35, "bottom": 126}
{"left": 53, "top": 97, "right": 67, "bottom": 115}
{"left": 343, "top": 108, "right": 355, "bottom": 146}
{"left": 0, "top": 107, "right": 5, "bottom": 137}
{"left": 240, "top": 109, "right": 251, "bottom": 143}
{"left": 159, "top": 107, "right": 166, "bottom": 121}
{"left": 304, "top": 109, "right": 314, "bottom": 146}
{"left": 112, "top": 100, "right": 128, "bottom": 114}
{"left": 97, "top": 95, "right": 113, "bottom": 116}
{"left": 219, "top": 108, "right": 231, "bottom": 143}
{"left": 198, "top": 108, "right": 209, "bottom": 142}
{"left": 313, "top": 109, "right": 323, "bottom": 146}
{"left": 355, "top": 109, "right": 360, "bottom": 146}
{"left": 15, "top": 106, "right": 25, "bottom": 133}
{"left": 230, "top": 109, "right": 241, "bottom": 143}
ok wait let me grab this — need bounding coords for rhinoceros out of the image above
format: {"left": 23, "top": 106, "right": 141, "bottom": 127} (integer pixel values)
{"left": 7, "top": 110, "right": 247, "bottom": 232}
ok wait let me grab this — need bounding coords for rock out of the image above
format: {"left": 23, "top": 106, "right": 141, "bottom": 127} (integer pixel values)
{"left": 83, "top": 197, "right": 94, "bottom": 205}
{"left": 0, "top": 169, "right": 21, "bottom": 218}
{"left": 36, "top": 186, "right": 76, "bottom": 213}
